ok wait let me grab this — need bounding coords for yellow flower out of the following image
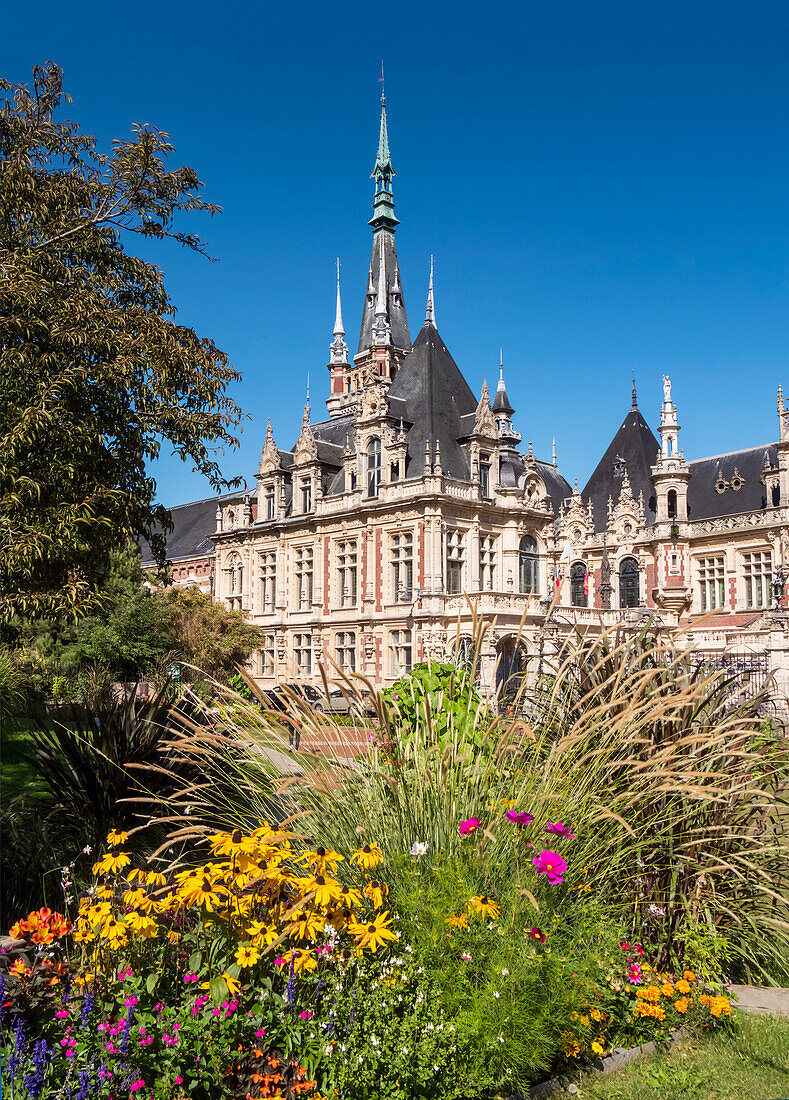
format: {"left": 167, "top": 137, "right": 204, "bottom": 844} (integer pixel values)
{"left": 350, "top": 910, "right": 398, "bottom": 953}
{"left": 278, "top": 948, "right": 318, "bottom": 975}
{"left": 590, "top": 1008, "right": 604, "bottom": 1022}
{"left": 467, "top": 895, "right": 501, "bottom": 920}
{"left": 674, "top": 997, "right": 689, "bottom": 1014}
{"left": 166, "top": 930, "right": 181, "bottom": 944}
{"left": 363, "top": 880, "right": 388, "bottom": 908}
{"left": 106, "top": 829, "right": 128, "bottom": 847}
{"left": 591, "top": 1041, "right": 605, "bottom": 1055}
{"left": 176, "top": 875, "right": 224, "bottom": 911}
{"left": 235, "top": 944, "right": 260, "bottom": 968}
{"left": 683, "top": 970, "right": 696, "bottom": 983}
{"left": 579, "top": 1015, "right": 590, "bottom": 1027}
{"left": 92, "top": 851, "right": 131, "bottom": 875}
{"left": 298, "top": 874, "right": 342, "bottom": 908}
{"left": 96, "top": 886, "right": 114, "bottom": 899}
{"left": 291, "top": 909, "right": 326, "bottom": 942}
{"left": 300, "top": 847, "right": 345, "bottom": 875}
{"left": 208, "top": 829, "right": 257, "bottom": 857}
{"left": 125, "top": 911, "right": 157, "bottom": 938}
{"left": 445, "top": 912, "right": 469, "bottom": 929}
{"left": 674, "top": 978, "right": 691, "bottom": 995}
{"left": 222, "top": 972, "right": 241, "bottom": 996}
{"left": 636, "top": 985, "right": 662, "bottom": 1004}
{"left": 337, "top": 885, "right": 363, "bottom": 908}
{"left": 349, "top": 842, "right": 383, "bottom": 870}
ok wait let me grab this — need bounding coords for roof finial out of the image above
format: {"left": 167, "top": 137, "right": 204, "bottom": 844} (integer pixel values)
{"left": 779, "top": 384, "right": 784, "bottom": 415}
{"left": 553, "top": 438, "right": 557, "bottom": 467}
{"left": 370, "top": 73, "right": 398, "bottom": 232}
{"left": 425, "top": 254, "right": 435, "bottom": 325}
{"left": 306, "top": 372, "right": 310, "bottom": 408}
{"left": 631, "top": 372, "right": 638, "bottom": 409}
{"left": 499, "top": 347, "right": 504, "bottom": 383}
{"left": 334, "top": 258, "right": 344, "bottom": 337}
{"left": 330, "top": 258, "right": 349, "bottom": 364}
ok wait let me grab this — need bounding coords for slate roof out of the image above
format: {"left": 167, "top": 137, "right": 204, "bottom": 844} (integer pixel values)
{"left": 582, "top": 407, "right": 660, "bottom": 532}
{"left": 688, "top": 445, "right": 778, "bottom": 520}
{"left": 499, "top": 455, "right": 572, "bottom": 509}
{"left": 356, "top": 231, "right": 411, "bottom": 355}
{"left": 386, "top": 320, "right": 478, "bottom": 479}
{"left": 139, "top": 492, "right": 240, "bottom": 566}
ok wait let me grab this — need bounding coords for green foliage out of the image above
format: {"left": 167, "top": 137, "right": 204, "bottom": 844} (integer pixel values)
{"left": 160, "top": 585, "right": 262, "bottom": 683}
{"left": 382, "top": 660, "right": 492, "bottom": 752}
{"left": 227, "top": 671, "right": 254, "bottom": 700}
{"left": 1, "top": 62, "right": 243, "bottom": 627}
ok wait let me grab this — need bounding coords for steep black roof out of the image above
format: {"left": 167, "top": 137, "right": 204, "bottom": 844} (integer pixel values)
{"left": 492, "top": 380, "right": 514, "bottom": 415}
{"left": 499, "top": 455, "right": 573, "bottom": 510}
{"left": 386, "top": 321, "right": 478, "bottom": 478}
{"left": 582, "top": 407, "right": 660, "bottom": 531}
{"left": 357, "top": 231, "right": 411, "bottom": 354}
{"left": 139, "top": 492, "right": 240, "bottom": 566}
{"left": 688, "top": 445, "right": 778, "bottom": 520}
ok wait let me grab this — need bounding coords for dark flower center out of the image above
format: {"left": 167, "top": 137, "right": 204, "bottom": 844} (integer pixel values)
{"left": 481, "top": 896, "right": 489, "bottom": 905}
{"left": 362, "top": 845, "right": 371, "bottom": 853}
{"left": 370, "top": 880, "right": 379, "bottom": 889}
{"left": 316, "top": 847, "right": 326, "bottom": 857}
{"left": 315, "top": 875, "right": 325, "bottom": 885}
{"left": 368, "top": 924, "right": 377, "bottom": 933}
{"left": 232, "top": 830, "right": 243, "bottom": 844}
{"left": 202, "top": 879, "right": 212, "bottom": 892}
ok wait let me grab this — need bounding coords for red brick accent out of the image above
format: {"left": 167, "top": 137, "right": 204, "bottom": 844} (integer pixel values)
{"left": 728, "top": 576, "right": 737, "bottom": 611}
{"left": 645, "top": 560, "right": 657, "bottom": 606}
{"left": 375, "top": 529, "right": 382, "bottom": 612}
{"left": 323, "top": 536, "right": 330, "bottom": 614}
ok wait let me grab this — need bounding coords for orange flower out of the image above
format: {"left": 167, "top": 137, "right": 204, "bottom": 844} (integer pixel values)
{"left": 683, "top": 970, "right": 696, "bottom": 983}
{"left": 674, "top": 997, "right": 689, "bottom": 1013}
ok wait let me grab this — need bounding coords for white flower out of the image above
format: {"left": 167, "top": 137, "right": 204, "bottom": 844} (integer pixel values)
{"left": 82, "top": 845, "right": 92, "bottom": 854}
{"left": 370, "top": 1036, "right": 379, "bottom": 1047}
{"left": 498, "top": 1036, "right": 505, "bottom": 1044}
{"left": 358, "top": 1055, "right": 363, "bottom": 1064}
{"left": 433, "top": 1065, "right": 440, "bottom": 1072}
{"left": 501, "top": 968, "right": 509, "bottom": 976}
{"left": 493, "top": 991, "right": 500, "bottom": 999}
{"left": 402, "top": 1047, "right": 409, "bottom": 1055}
{"left": 410, "top": 840, "right": 428, "bottom": 856}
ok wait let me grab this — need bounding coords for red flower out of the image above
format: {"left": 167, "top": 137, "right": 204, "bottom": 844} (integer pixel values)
{"left": 459, "top": 818, "right": 480, "bottom": 836}
{"left": 528, "top": 927, "right": 547, "bottom": 943}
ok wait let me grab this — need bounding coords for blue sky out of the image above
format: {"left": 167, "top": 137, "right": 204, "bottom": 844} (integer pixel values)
{"left": 5, "top": 0, "right": 788, "bottom": 505}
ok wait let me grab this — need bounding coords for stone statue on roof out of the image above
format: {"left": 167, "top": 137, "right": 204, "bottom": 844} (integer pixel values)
{"left": 662, "top": 375, "right": 671, "bottom": 404}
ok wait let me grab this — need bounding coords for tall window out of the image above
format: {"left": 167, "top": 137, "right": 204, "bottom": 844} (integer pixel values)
{"left": 300, "top": 478, "right": 312, "bottom": 513}
{"left": 264, "top": 487, "right": 275, "bottom": 520}
{"left": 295, "top": 546, "right": 314, "bottom": 610}
{"left": 619, "top": 557, "right": 640, "bottom": 608}
{"left": 259, "top": 635, "right": 275, "bottom": 677}
{"left": 226, "top": 553, "right": 243, "bottom": 611}
{"left": 446, "top": 530, "right": 465, "bottom": 594}
{"left": 743, "top": 551, "right": 771, "bottom": 610}
{"left": 259, "top": 552, "right": 276, "bottom": 611}
{"left": 338, "top": 540, "right": 358, "bottom": 607}
{"left": 667, "top": 489, "right": 677, "bottom": 520}
{"left": 479, "top": 534, "right": 496, "bottom": 590}
{"left": 294, "top": 633, "right": 312, "bottom": 676}
{"left": 392, "top": 531, "right": 413, "bottom": 600}
{"left": 571, "top": 561, "right": 588, "bottom": 608}
{"left": 336, "top": 631, "right": 356, "bottom": 673}
{"left": 519, "top": 536, "right": 539, "bottom": 594}
{"left": 389, "top": 629, "right": 412, "bottom": 677}
{"left": 479, "top": 453, "right": 491, "bottom": 497}
{"left": 697, "top": 556, "right": 725, "bottom": 612}
{"left": 367, "top": 438, "right": 382, "bottom": 496}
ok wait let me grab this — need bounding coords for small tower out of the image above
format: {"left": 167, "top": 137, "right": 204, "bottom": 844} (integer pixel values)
{"left": 326, "top": 259, "right": 350, "bottom": 415}
{"left": 493, "top": 350, "right": 521, "bottom": 458}
{"left": 650, "top": 374, "right": 691, "bottom": 524}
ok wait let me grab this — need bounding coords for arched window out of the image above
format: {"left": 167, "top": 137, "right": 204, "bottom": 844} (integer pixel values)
{"left": 571, "top": 561, "right": 588, "bottom": 607}
{"left": 519, "top": 536, "right": 539, "bottom": 594}
{"left": 667, "top": 489, "right": 677, "bottom": 519}
{"left": 367, "top": 437, "right": 382, "bottom": 496}
{"left": 619, "top": 557, "right": 639, "bottom": 608}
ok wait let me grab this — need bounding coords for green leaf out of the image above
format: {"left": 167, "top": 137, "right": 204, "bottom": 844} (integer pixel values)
{"left": 145, "top": 972, "right": 158, "bottom": 995}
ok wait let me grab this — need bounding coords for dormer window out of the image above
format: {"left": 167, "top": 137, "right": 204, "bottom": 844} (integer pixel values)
{"left": 367, "top": 438, "right": 382, "bottom": 497}
{"left": 265, "top": 487, "right": 275, "bottom": 520}
{"left": 300, "top": 478, "right": 312, "bottom": 513}
{"left": 479, "top": 453, "right": 491, "bottom": 497}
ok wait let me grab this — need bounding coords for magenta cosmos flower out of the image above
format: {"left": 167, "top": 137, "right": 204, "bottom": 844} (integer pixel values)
{"left": 459, "top": 817, "right": 480, "bottom": 836}
{"left": 506, "top": 810, "right": 535, "bottom": 826}
{"left": 544, "top": 821, "right": 575, "bottom": 839}
{"left": 532, "top": 849, "right": 567, "bottom": 884}
{"left": 528, "top": 927, "right": 547, "bottom": 943}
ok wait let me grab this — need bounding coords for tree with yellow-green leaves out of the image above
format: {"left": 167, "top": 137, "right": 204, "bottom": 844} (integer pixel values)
{"left": 1, "top": 62, "right": 242, "bottom": 629}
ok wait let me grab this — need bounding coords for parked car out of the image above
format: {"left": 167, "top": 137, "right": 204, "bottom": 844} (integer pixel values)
{"left": 281, "top": 683, "right": 327, "bottom": 711}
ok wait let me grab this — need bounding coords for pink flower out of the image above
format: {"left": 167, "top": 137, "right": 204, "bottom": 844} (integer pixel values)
{"left": 461, "top": 952, "right": 472, "bottom": 961}
{"left": 532, "top": 849, "right": 567, "bottom": 884}
{"left": 634, "top": 945, "right": 644, "bottom": 957}
{"left": 620, "top": 941, "right": 630, "bottom": 950}
{"left": 274, "top": 956, "right": 285, "bottom": 966}
{"left": 544, "top": 821, "right": 575, "bottom": 838}
{"left": 506, "top": 810, "right": 535, "bottom": 826}
{"left": 628, "top": 963, "right": 642, "bottom": 985}
{"left": 175, "top": 1078, "right": 183, "bottom": 1086}
{"left": 55, "top": 1010, "right": 69, "bottom": 1019}
{"left": 299, "top": 1010, "right": 313, "bottom": 1019}
{"left": 459, "top": 817, "right": 480, "bottom": 836}
{"left": 130, "top": 1080, "right": 146, "bottom": 1092}
{"left": 528, "top": 927, "right": 547, "bottom": 943}
{"left": 255, "top": 1029, "right": 267, "bottom": 1037}
{"left": 123, "top": 996, "right": 139, "bottom": 1008}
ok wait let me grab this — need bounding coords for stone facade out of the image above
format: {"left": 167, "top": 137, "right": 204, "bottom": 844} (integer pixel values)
{"left": 142, "top": 96, "right": 789, "bottom": 701}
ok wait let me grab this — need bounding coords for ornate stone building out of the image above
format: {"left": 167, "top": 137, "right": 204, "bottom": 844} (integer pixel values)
{"left": 143, "top": 94, "right": 789, "bottom": 700}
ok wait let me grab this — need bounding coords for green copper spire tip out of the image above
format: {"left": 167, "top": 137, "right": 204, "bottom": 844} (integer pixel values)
{"left": 369, "top": 75, "right": 399, "bottom": 232}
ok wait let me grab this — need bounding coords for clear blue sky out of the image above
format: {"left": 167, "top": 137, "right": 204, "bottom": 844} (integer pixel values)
{"left": 5, "top": 0, "right": 788, "bottom": 506}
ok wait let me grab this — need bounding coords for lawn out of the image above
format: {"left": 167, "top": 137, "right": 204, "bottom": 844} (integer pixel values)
{"left": 564, "top": 1012, "right": 789, "bottom": 1100}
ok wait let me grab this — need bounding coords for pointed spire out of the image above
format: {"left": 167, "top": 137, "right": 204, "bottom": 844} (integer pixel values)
{"left": 631, "top": 372, "right": 638, "bottom": 409}
{"left": 369, "top": 76, "right": 399, "bottom": 232}
{"left": 492, "top": 348, "right": 514, "bottom": 416}
{"left": 330, "top": 258, "right": 349, "bottom": 364}
{"left": 425, "top": 254, "right": 435, "bottom": 326}
{"left": 373, "top": 239, "right": 391, "bottom": 345}
{"left": 553, "top": 438, "right": 557, "bottom": 467}
{"left": 433, "top": 439, "right": 442, "bottom": 476}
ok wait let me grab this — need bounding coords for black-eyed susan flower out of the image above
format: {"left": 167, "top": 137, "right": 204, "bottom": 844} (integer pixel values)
{"left": 349, "top": 910, "right": 398, "bottom": 953}
{"left": 92, "top": 851, "right": 131, "bottom": 875}
{"left": 338, "top": 884, "right": 363, "bottom": 908}
{"left": 176, "top": 876, "right": 224, "bottom": 911}
{"left": 235, "top": 943, "right": 261, "bottom": 968}
{"left": 350, "top": 842, "right": 383, "bottom": 870}
{"left": 300, "top": 846, "right": 345, "bottom": 875}
{"left": 363, "top": 880, "right": 388, "bottom": 908}
{"left": 467, "top": 895, "right": 500, "bottom": 920}
{"left": 106, "top": 829, "right": 128, "bottom": 847}
{"left": 444, "top": 912, "right": 469, "bottom": 929}
{"left": 298, "top": 874, "right": 342, "bottom": 907}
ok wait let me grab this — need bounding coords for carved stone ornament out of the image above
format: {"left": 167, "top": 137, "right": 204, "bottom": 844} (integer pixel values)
{"left": 258, "top": 419, "right": 280, "bottom": 475}
{"left": 560, "top": 480, "right": 591, "bottom": 540}
{"left": 293, "top": 406, "right": 318, "bottom": 464}
{"left": 609, "top": 468, "right": 644, "bottom": 535}
{"left": 473, "top": 382, "right": 497, "bottom": 437}
{"left": 522, "top": 474, "right": 547, "bottom": 510}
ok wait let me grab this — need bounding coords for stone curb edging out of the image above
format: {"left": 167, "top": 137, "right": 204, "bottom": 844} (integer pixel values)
{"left": 522, "top": 1029, "right": 684, "bottom": 1099}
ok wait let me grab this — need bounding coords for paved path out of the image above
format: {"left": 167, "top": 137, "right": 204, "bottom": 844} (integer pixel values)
{"left": 730, "top": 985, "right": 789, "bottom": 1016}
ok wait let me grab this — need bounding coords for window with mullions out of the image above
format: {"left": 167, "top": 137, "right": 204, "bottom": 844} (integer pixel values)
{"left": 570, "top": 561, "right": 588, "bottom": 608}
{"left": 697, "top": 556, "right": 725, "bottom": 612}
{"left": 446, "top": 530, "right": 465, "bottom": 594}
{"left": 742, "top": 551, "right": 771, "bottom": 610}
{"left": 295, "top": 546, "right": 314, "bottom": 610}
{"left": 519, "top": 536, "right": 539, "bottom": 594}
{"left": 259, "top": 552, "right": 276, "bottom": 611}
{"left": 389, "top": 629, "right": 412, "bottom": 676}
{"left": 294, "top": 633, "right": 312, "bottom": 676}
{"left": 367, "top": 438, "right": 382, "bottom": 496}
{"left": 479, "top": 454, "right": 491, "bottom": 497}
{"left": 225, "top": 553, "right": 243, "bottom": 611}
{"left": 479, "top": 534, "right": 496, "bottom": 591}
{"left": 337, "top": 540, "right": 358, "bottom": 607}
{"left": 336, "top": 631, "right": 356, "bottom": 674}
{"left": 264, "top": 487, "right": 275, "bottom": 520}
{"left": 391, "top": 531, "right": 413, "bottom": 600}
{"left": 619, "top": 557, "right": 640, "bottom": 608}
{"left": 259, "top": 636, "right": 275, "bottom": 677}
{"left": 300, "top": 478, "right": 312, "bottom": 513}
